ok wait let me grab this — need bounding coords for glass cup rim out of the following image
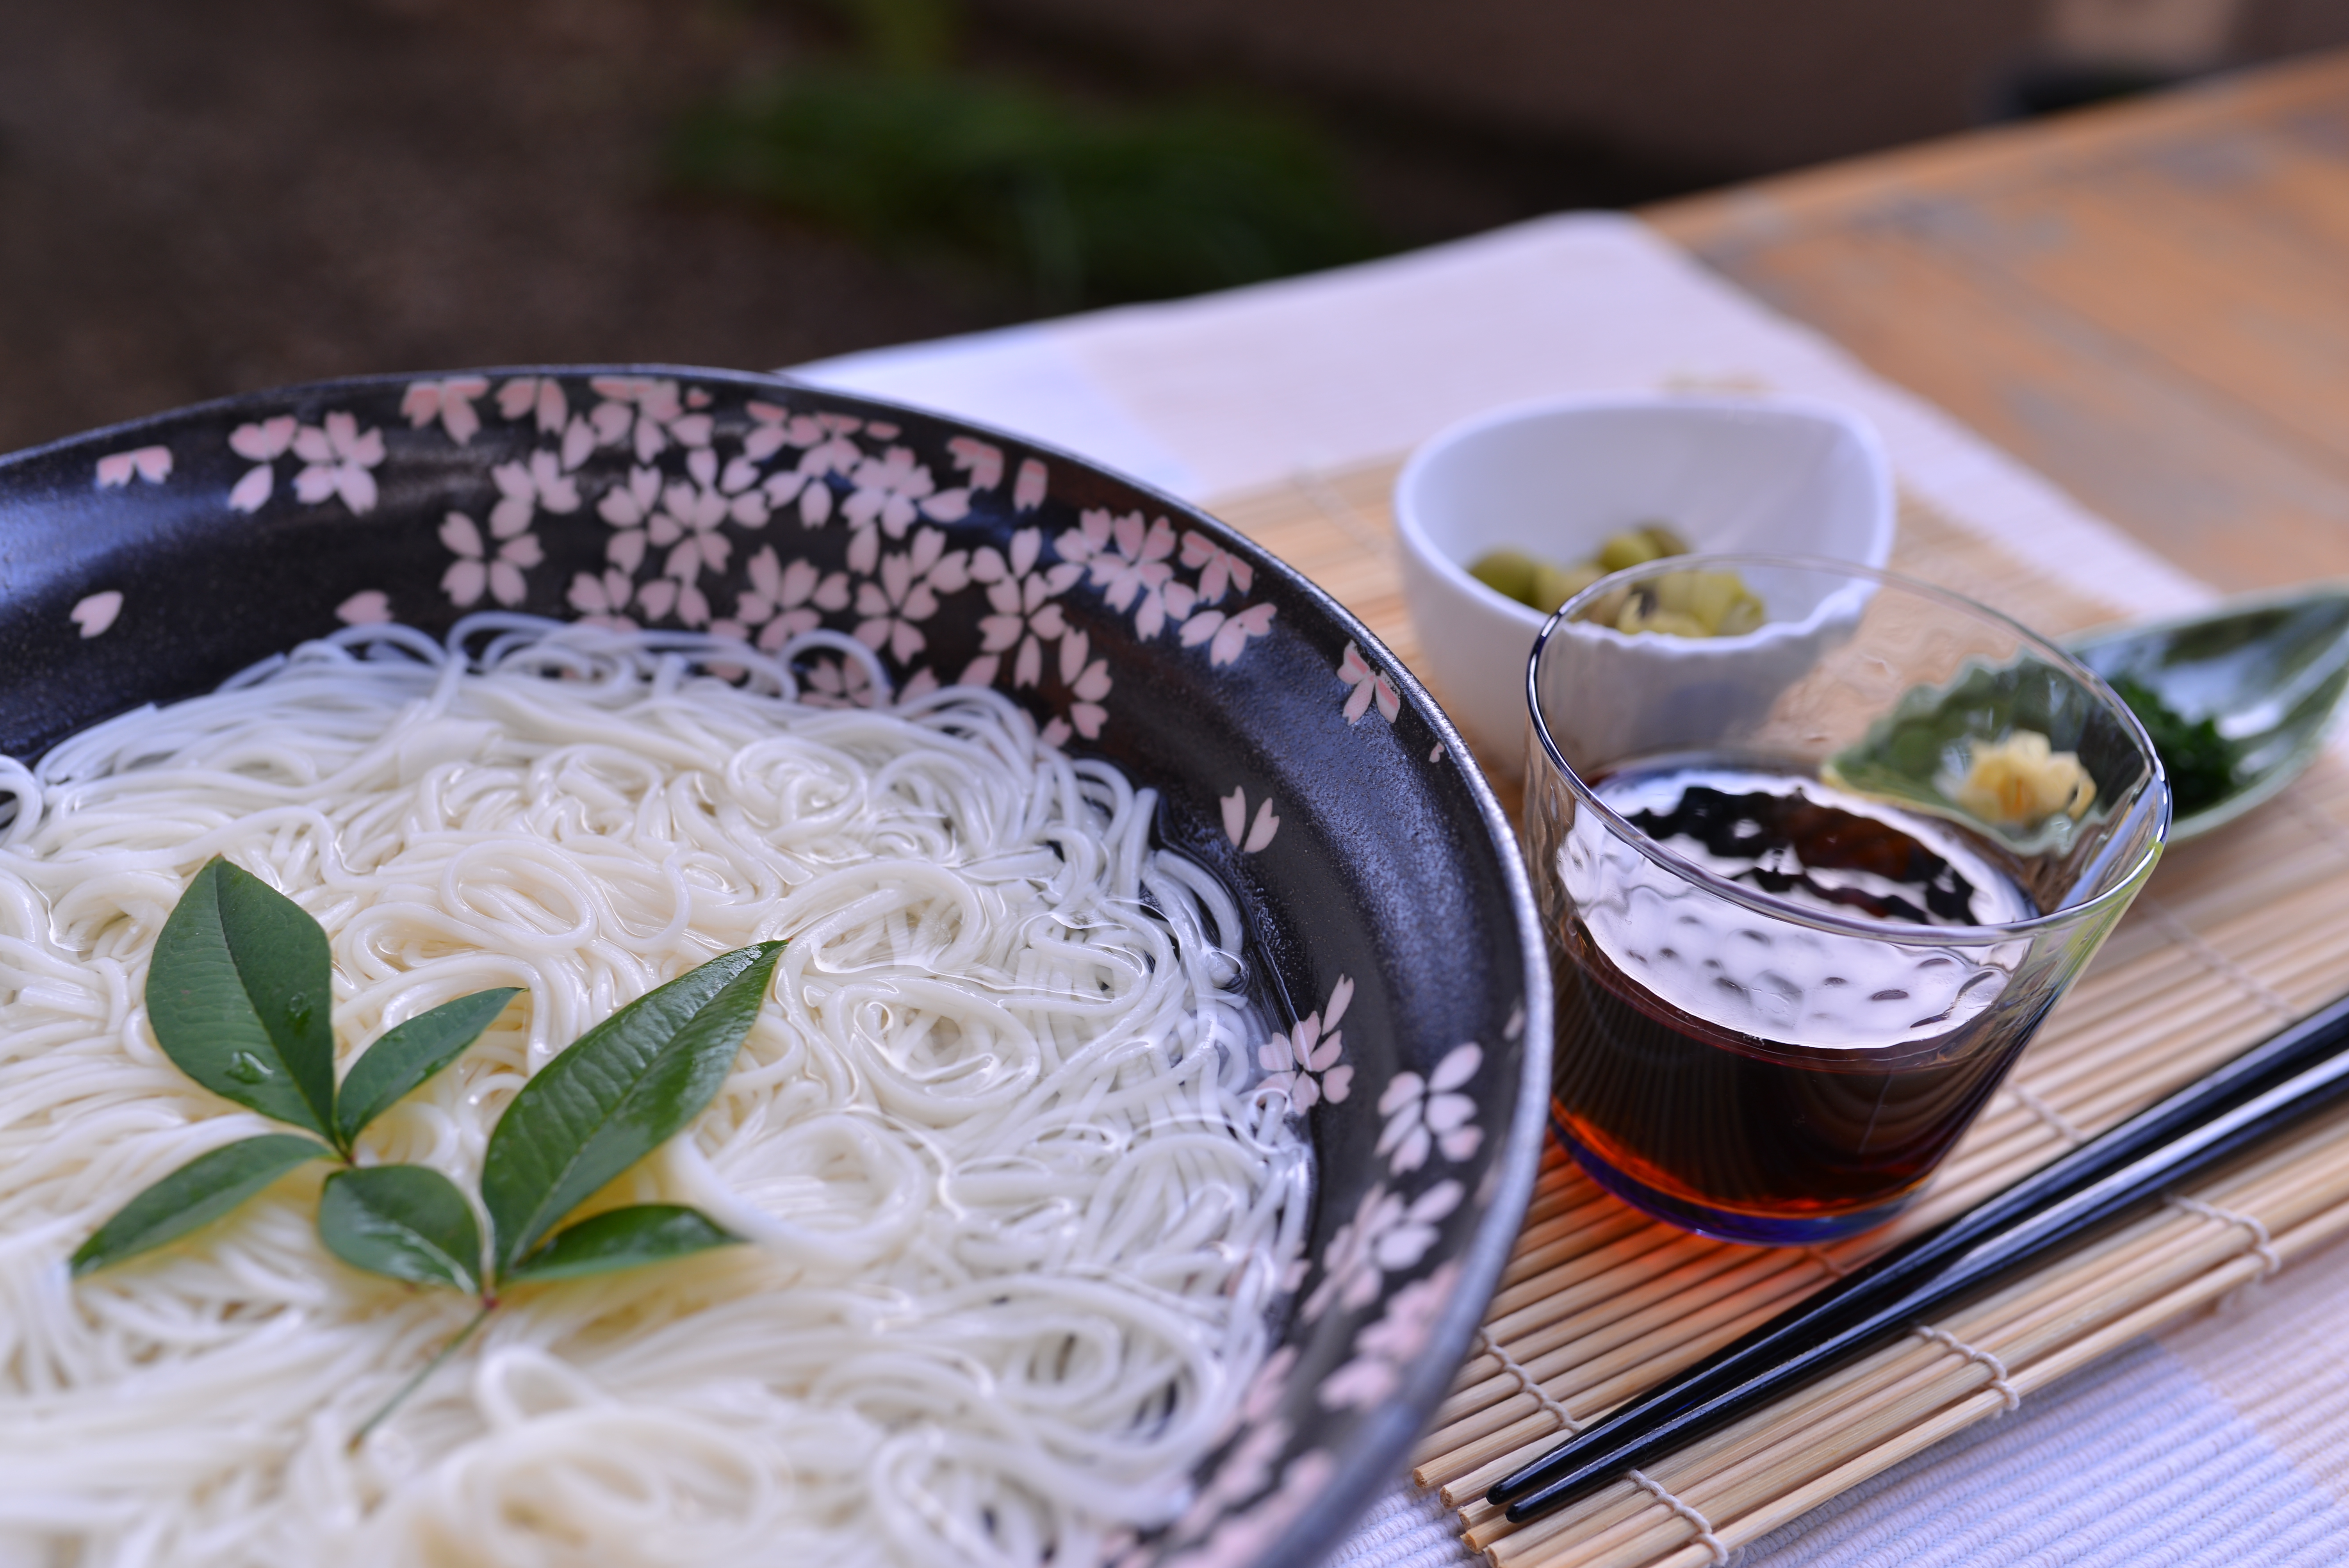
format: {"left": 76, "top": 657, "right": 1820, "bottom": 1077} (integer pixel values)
{"left": 1525, "top": 552, "right": 2173, "bottom": 944}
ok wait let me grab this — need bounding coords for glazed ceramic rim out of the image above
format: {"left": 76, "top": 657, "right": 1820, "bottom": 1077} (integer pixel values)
{"left": 1527, "top": 552, "right": 2174, "bottom": 944}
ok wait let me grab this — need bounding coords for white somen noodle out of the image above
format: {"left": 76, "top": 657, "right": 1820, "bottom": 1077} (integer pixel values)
{"left": 0, "top": 619, "right": 1310, "bottom": 1568}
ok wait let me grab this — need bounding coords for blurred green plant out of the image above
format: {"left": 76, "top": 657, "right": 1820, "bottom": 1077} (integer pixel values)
{"left": 670, "top": 0, "right": 1387, "bottom": 307}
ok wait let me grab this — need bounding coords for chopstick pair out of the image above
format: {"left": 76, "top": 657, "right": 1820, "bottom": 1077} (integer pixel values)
{"left": 1488, "top": 990, "right": 2349, "bottom": 1525}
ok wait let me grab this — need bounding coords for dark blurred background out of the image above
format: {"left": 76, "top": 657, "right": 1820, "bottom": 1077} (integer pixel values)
{"left": 4, "top": 0, "right": 2346, "bottom": 454}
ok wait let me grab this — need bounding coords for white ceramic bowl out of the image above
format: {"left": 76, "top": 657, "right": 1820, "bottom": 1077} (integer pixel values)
{"left": 1393, "top": 394, "right": 1896, "bottom": 773}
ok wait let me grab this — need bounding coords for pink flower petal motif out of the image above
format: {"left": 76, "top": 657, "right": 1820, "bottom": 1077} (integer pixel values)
{"left": 334, "top": 464, "right": 378, "bottom": 514}
{"left": 70, "top": 591, "right": 122, "bottom": 638}
{"left": 439, "top": 511, "right": 483, "bottom": 559}
{"left": 495, "top": 376, "right": 568, "bottom": 433}
{"left": 637, "top": 579, "right": 680, "bottom": 621}
{"left": 402, "top": 376, "right": 489, "bottom": 444}
{"left": 1221, "top": 786, "right": 1281, "bottom": 852}
{"left": 228, "top": 465, "right": 274, "bottom": 513}
{"left": 1319, "top": 1262, "right": 1461, "bottom": 1412}
{"left": 920, "top": 488, "right": 971, "bottom": 523}
{"left": 1180, "top": 531, "right": 1256, "bottom": 606}
{"left": 442, "top": 557, "right": 489, "bottom": 607}
{"left": 946, "top": 435, "right": 1003, "bottom": 490}
{"left": 843, "top": 446, "right": 938, "bottom": 540}
{"left": 561, "top": 416, "right": 597, "bottom": 471}
{"left": 742, "top": 401, "right": 793, "bottom": 462}
{"left": 287, "top": 412, "right": 385, "bottom": 514}
{"left": 335, "top": 590, "right": 392, "bottom": 625}
{"left": 229, "top": 417, "right": 296, "bottom": 462}
{"left": 568, "top": 569, "right": 636, "bottom": 630}
{"left": 1180, "top": 602, "right": 1278, "bottom": 667}
{"left": 94, "top": 447, "right": 170, "bottom": 488}
{"left": 1013, "top": 457, "right": 1048, "bottom": 511}
{"left": 1430, "top": 1041, "right": 1481, "bottom": 1093}
{"left": 1337, "top": 640, "right": 1399, "bottom": 723}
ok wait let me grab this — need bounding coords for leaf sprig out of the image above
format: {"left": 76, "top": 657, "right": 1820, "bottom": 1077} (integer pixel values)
{"left": 72, "top": 857, "right": 784, "bottom": 1436}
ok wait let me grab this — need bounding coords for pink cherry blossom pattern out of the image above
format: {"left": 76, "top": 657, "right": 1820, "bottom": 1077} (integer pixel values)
{"left": 713, "top": 547, "right": 851, "bottom": 651}
{"left": 1256, "top": 975, "right": 1354, "bottom": 1112}
{"left": 1319, "top": 1261, "right": 1462, "bottom": 1410}
{"left": 759, "top": 412, "right": 866, "bottom": 528}
{"left": 945, "top": 435, "right": 1004, "bottom": 491}
{"left": 854, "top": 526, "right": 971, "bottom": 663}
{"left": 964, "top": 527, "right": 1082, "bottom": 687}
{"left": 634, "top": 450, "right": 761, "bottom": 627}
{"left": 401, "top": 376, "right": 490, "bottom": 444}
{"left": 1301, "top": 1179, "right": 1462, "bottom": 1322}
{"left": 587, "top": 377, "right": 709, "bottom": 463}
{"left": 70, "top": 591, "right": 122, "bottom": 638}
{"left": 227, "top": 416, "right": 298, "bottom": 512}
{"left": 489, "top": 448, "right": 582, "bottom": 537}
{"left": 1338, "top": 641, "right": 1401, "bottom": 724}
{"left": 1160, "top": 1450, "right": 1337, "bottom": 1568}
{"left": 291, "top": 412, "right": 386, "bottom": 514}
{"left": 1037, "top": 629, "right": 1112, "bottom": 747}
{"left": 94, "top": 446, "right": 171, "bottom": 489}
{"left": 496, "top": 375, "right": 569, "bottom": 435}
{"left": 843, "top": 445, "right": 951, "bottom": 540}
{"left": 741, "top": 400, "right": 795, "bottom": 463}
{"left": 800, "top": 654, "right": 880, "bottom": 709}
{"left": 1180, "top": 530, "right": 1255, "bottom": 606}
{"left": 1171, "top": 1419, "right": 1291, "bottom": 1548}
{"left": 438, "top": 511, "right": 543, "bottom": 609}
{"left": 1375, "top": 1042, "right": 1483, "bottom": 1174}
{"left": 597, "top": 465, "right": 664, "bottom": 574}
{"left": 1179, "top": 602, "right": 1277, "bottom": 668}
{"left": 567, "top": 568, "right": 638, "bottom": 631}
{"left": 336, "top": 590, "right": 392, "bottom": 625}
{"left": 1065, "top": 511, "right": 1195, "bottom": 637}
{"left": 1219, "top": 786, "right": 1281, "bottom": 853}
{"left": 1013, "top": 457, "right": 1048, "bottom": 511}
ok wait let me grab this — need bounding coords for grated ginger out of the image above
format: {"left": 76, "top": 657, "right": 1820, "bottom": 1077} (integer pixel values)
{"left": 1955, "top": 730, "right": 2096, "bottom": 827}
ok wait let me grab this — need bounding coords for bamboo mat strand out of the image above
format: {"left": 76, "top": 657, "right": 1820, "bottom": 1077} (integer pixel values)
{"left": 1203, "top": 460, "right": 2349, "bottom": 1567}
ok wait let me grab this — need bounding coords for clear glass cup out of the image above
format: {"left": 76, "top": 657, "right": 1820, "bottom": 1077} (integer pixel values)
{"left": 1524, "top": 556, "right": 2170, "bottom": 1244}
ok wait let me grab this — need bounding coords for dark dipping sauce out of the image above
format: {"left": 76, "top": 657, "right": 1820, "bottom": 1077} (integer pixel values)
{"left": 1549, "top": 764, "right": 2048, "bottom": 1237}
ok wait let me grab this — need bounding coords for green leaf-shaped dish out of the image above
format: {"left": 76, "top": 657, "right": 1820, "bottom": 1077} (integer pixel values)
{"left": 2064, "top": 583, "right": 2349, "bottom": 842}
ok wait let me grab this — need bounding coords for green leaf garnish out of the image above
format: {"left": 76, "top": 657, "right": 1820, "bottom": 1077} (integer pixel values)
{"left": 146, "top": 858, "right": 337, "bottom": 1139}
{"left": 83, "top": 861, "right": 786, "bottom": 1440}
{"left": 480, "top": 943, "right": 782, "bottom": 1279}
{"left": 333, "top": 989, "right": 521, "bottom": 1151}
{"left": 70, "top": 1133, "right": 328, "bottom": 1275}
{"left": 502, "top": 1204, "right": 740, "bottom": 1284}
{"left": 317, "top": 1165, "right": 484, "bottom": 1294}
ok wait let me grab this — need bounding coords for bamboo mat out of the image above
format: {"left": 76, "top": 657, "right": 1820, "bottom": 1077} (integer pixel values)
{"left": 1208, "top": 459, "right": 2349, "bottom": 1568}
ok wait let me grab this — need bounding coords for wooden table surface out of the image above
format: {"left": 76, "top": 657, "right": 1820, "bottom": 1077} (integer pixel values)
{"left": 1647, "top": 48, "right": 2349, "bottom": 599}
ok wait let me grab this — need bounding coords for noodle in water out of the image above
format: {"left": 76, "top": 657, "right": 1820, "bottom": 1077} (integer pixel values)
{"left": 0, "top": 621, "right": 1310, "bottom": 1568}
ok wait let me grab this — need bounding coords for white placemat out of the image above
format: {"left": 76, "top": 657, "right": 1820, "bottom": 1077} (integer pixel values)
{"left": 792, "top": 212, "right": 2349, "bottom": 1566}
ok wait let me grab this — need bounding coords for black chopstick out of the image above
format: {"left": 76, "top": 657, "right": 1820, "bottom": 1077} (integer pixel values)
{"left": 1490, "top": 990, "right": 2349, "bottom": 1524}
